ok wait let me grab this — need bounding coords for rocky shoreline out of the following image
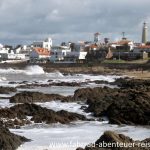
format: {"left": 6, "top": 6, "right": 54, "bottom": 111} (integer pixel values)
{"left": 0, "top": 62, "right": 150, "bottom": 79}
{"left": 0, "top": 76, "right": 150, "bottom": 149}
{"left": 8, "top": 77, "right": 150, "bottom": 126}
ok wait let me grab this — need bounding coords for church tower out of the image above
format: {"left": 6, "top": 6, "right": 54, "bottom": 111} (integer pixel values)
{"left": 142, "top": 22, "right": 148, "bottom": 44}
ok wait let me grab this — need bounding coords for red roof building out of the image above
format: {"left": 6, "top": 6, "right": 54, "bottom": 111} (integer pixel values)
{"left": 30, "top": 48, "right": 50, "bottom": 59}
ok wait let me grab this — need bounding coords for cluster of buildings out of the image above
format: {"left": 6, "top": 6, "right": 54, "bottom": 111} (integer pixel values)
{"left": 0, "top": 22, "right": 150, "bottom": 63}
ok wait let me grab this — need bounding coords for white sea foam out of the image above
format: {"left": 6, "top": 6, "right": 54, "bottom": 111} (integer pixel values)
{"left": 0, "top": 99, "right": 14, "bottom": 108}
{"left": 0, "top": 76, "right": 7, "bottom": 81}
{"left": 13, "top": 121, "right": 150, "bottom": 150}
{"left": 36, "top": 101, "right": 93, "bottom": 118}
{"left": 24, "top": 65, "right": 45, "bottom": 75}
{"left": 50, "top": 74, "right": 121, "bottom": 83}
{"left": 0, "top": 65, "right": 45, "bottom": 75}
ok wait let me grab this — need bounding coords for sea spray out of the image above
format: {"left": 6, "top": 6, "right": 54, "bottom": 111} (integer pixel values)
{"left": 25, "top": 65, "right": 45, "bottom": 75}
{"left": 0, "top": 65, "right": 45, "bottom": 75}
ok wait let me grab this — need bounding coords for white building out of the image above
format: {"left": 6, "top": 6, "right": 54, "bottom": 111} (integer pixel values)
{"left": 64, "top": 51, "right": 87, "bottom": 62}
{"left": 50, "top": 46, "right": 71, "bottom": 62}
{"left": 111, "top": 39, "right": 134, "bottom": 51}
{"left": 32, "top": 38, "right": 52, "bottom": 50}
{"left": 133, "top": 45, "right": 150, "bottom": 53}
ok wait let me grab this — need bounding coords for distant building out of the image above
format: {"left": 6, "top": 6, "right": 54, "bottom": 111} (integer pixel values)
{"left": 94, "top": 32, "right": 100, "bottom": 43}
{"left": 113, "top": 51, "right": 148, "bottom": 60}
{"left": 50, "top": 46, "right": 71, "bottom": 62}
{"left": 133, "top": 45, "right": 150, "bottom": 52}
{"left": 142, "top": 22, "right": 148, "bottom": 44}
{"left": 32, "top": 38, "right": 52, "bottom": 50}
{"left": 104, "top": 38, "right": 110, "bottom": 44}
{"left": 70, "top": 42, "right": 85, "bottom": 52}
{"left": 30, "top": 48, "right": 50, "bottom": 60}
{"left": 111, "top": 39, "right": 134, "bottom": 51}
{"left": 64, "top": 51, "right": 87, "bottom": 63}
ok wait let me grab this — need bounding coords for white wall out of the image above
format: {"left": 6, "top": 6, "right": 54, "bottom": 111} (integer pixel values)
{"left": 50, "top": 46, "right": 71, "bottom": 62}
{"left": 66, "top": 51, "right": 87, "bottom": 59}
{"left": 32, "top": 37, "right": 52, "bottom": 50}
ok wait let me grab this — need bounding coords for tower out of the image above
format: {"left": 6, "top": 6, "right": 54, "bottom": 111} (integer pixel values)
{"left": 94, "top": 32, "right": 100, "bottom": 43}
{"left": 142, "top": 22, "right": 148, "bottom": 44}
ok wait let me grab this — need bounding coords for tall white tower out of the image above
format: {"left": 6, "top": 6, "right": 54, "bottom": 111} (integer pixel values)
{"left": 142, "top": 22, "right": 148, "bottom": 44}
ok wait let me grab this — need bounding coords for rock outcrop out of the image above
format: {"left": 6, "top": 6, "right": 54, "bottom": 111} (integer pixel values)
{"left": 0, "top": 103, "right": 87, "bottom": 128}
{"left": 10, "top": 91, "right": 71, "bottom": 103}
{"left": 73, "top": 78, "right": 150, "bottom": 125}
{"left": 0, "top": 86, "right": 17, "bottom": 94}
{"left": 0, "top": 121, "right": 29, "bottom": 150}
{"left": 77, "top": 131, "right": 150, "bottom": 150}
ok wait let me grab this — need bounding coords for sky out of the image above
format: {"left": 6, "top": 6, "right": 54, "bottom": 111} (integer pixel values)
{"left": 0, "top": 0, "right": 150, "bottom": 46}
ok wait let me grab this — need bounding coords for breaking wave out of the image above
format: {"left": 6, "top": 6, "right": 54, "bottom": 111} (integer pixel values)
{"left": 0, "top": 65, "right": 45, "bottom": 75}
{"left": 25, "top": 65, "right": 45, "bottom": 75}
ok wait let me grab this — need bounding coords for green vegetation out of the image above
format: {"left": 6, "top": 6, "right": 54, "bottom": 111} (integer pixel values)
{"left": 102, "top": 59, "right": 126, "bottom": 64}
{"left": 102, "top": 59, "right": 149, "bottom": 64}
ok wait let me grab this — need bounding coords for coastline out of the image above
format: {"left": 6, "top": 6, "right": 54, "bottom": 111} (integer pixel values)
{"left": 0, "top": 62, "right": 150, "bottom": 79}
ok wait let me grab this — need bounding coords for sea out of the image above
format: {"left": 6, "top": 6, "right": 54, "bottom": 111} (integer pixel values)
{"left": 0, "top": 65, "right": 149, "bottom": 150}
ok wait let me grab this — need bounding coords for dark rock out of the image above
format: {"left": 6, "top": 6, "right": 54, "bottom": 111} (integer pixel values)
{"left": 17, "top": 81, "right": 83, "bottom": 89}
{"left": 107, "top": 89, "right": 150, "bottom": 125}
{"left": 0, "top": 103, "right": 87, "bottom": 128}
{"left": 9, "top": 82, "right": 18, "bottom": 84}
{"left": 0, "top": 121, "right": 30, "bottom": 150}
{"left": 92, "top": 80, "right": 110, "bottom": 85}
{"left": 73, "top": 87, "right": 118, "bottom": 116}
{"left": 49, "top": 81, "right": 82, "bottom": 87}
{"left": 73, "top": 82, "right": 150, "bottom": 125}
{"left": 10, "top": 91, "right": 71, "bottom": 103}
{"left": 0, "top": 86, "right": 17, "bottom": 94}
{"left": 114, "top": 78, "right": 150, "bottom": 91}
{"left": 77, "top": 131, "right": 150, "bottom": 150}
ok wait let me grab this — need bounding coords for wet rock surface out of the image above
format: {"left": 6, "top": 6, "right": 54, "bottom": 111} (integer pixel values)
{"left": 0, "top": 121, "right": 29, "bottom": 150}
{"left": 107, "top": 89, "right": 150, "bottom": 125}
{"left": 114, "top": 77, "right": 150, "bottom": 91}
{"left": 73, "top": 87, "right": 118, "bottom": 116}
{"left": 76, "top": 131, "right": 150, "bottom": 150}
{"left": 73, "top": 78, "right": 150, "bottom": 125}
{"left": 0, "top": 86, "right": 17, "bottom": 94}
{"left": 7, "top": 78, "right": 150, "bottom": 126}
{"left": 16, "top": 80, "right": 112, "bottom": 89}
{"left": 10, "top": 91, "right": 71, "bottom": 103}
{"left": 0, "top": 103, "right": 87, "bottom": 128}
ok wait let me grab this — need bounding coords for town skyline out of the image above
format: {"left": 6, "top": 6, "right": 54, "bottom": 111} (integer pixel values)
{"left": 0, "top": 0, "right": 150, "bottom": 45}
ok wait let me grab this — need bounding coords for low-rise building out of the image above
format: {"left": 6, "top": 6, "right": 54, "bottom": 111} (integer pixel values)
{"left": 64, "top": 51, "right": 87, "bottom": 63}
{"left": 111, "top": 39, "right": 134, "bottom": 51}
{"left": 133, "top": 45, "right": 150, "bottom": 52}
{"left": 30, "top": 48, "right": 50, "bottom": 60}
{"left": 32, "top": 37, "right": 52, "bottom": 51}
{"left": 113, "top": 51, "right": 148, "bottom": 60}
{"left": 50, "top": 46, "right": 71, "bottom": 62}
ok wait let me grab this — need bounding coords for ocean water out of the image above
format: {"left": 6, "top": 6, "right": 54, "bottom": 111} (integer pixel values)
{"left": 0, "top": 65, "right": 149, "bottom": 150}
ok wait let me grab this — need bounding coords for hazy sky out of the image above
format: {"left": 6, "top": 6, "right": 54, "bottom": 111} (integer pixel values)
{"left": 0, "top": 0, "right": 150, "bottom": 45}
